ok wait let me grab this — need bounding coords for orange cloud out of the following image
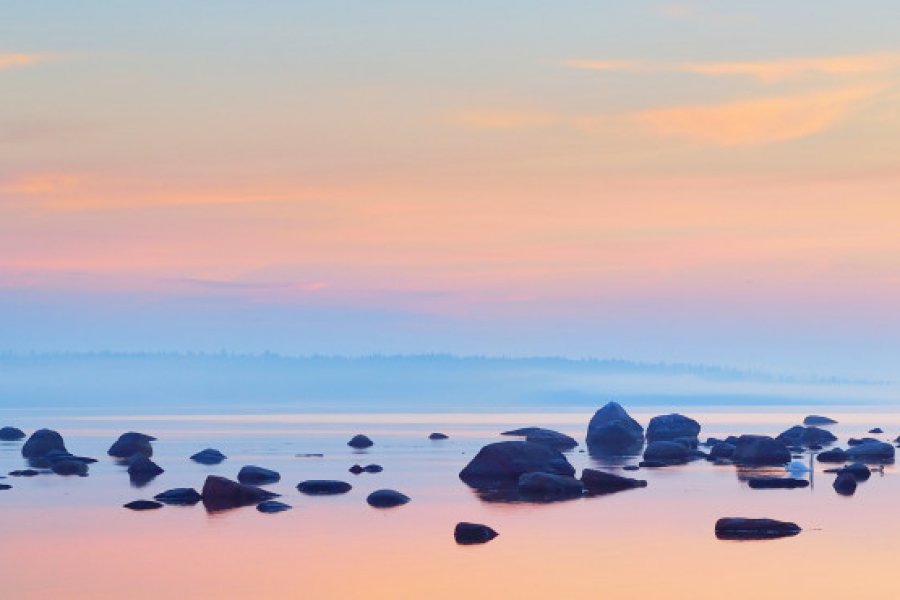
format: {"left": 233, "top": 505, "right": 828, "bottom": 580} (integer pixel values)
{"left": 0, "top": 53, "right": 51, "bottom": 70}
{"left": 1, "top": 173, "right": 81, "bottom": 195}
{"left": 632, "top": 86, "right": 880, "bottom": 145}
{"left": 453, "top": 110, "right": 560, "bottom": 129}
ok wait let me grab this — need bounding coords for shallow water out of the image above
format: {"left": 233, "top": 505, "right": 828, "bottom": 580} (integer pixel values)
{"left": 1, "top": 406, "right": 898, "bottom": 599}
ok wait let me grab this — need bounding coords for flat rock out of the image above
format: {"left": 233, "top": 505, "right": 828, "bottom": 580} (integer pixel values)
{"left": 523, "top": 428, "right": 578, "bottom": 451}
{"left": 458, "top": 441, "right": 575, "bottom": 486}
{"left": 869, "top": 427, "right": 883, "bottom": 434}
{"left": 646, "top": 413, "right": 701, "bottom": 443}
{"left": 154, "top": 488, "right": 203, "bottom": 505}
{"left": 747, "top": 477, "right": 809, "bottom": 489}
{"left": 501, "top": 427, "right": 545, "bottom": 436}
{"left": 429, "top": 432, "right": 449, "bottom": 440}
{"left": 347, "top": 434, "right": 374, "bottom": 449}
{"left": 776, "top": 426, "right": 837, "bottom": 447}
{"left": 803, "top": 415, "right": 837, "bottom": 426}
{"left": 296, "top": 480, "right": 352, "bottom": 495}
{"left": 237, "top": 465, "right": 281, "bottom": 486}
{"left": 517, "top": 471, "right": 584, "bottom": 500}
{"left": 715, "top": 517, "right": 801, "bottom": 540}
{"left": 190, "top": 448, "right": 227, "bottom": 465}
{"left": 108, "top": 432, "right": 156, "bottom": 458}
{"left": 366, "top": 489, "right": 410, "bottom": 508}
{"left": 257, "top": 500, "right": 292, "bottom": 513}
{"left": 580, "top": 468, "right": 647, "bottom": 494}
{"left": 0, "top": 426, "right": 26, "bottom": 441}
{"left": 124, "top": 500, "right": 163, "bottom": 511}
{"left": 0, "top": 484, "right": 11, "bottom": 490}
{"left": 454, "top": 522, "right": 498, "bottom": 545}
{"left": 731, "top": 435, "right": 791, "bottom": 466}
{"left": 9, "top": 469, "right": 41, "bottom": 477}
{"left": 585, "top": 402, "right": 644, "bottom": 454}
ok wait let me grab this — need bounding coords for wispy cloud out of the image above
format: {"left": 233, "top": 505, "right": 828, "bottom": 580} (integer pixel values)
{"left": 1, "top": 173, "right": 81, "bottom": 195}
{"left": 452, "top": 110, "right": 560, "bottom": 130}
{"left": 563, "top": 51, "right": 900, "bottom": 82}
{"left": 633, "top": 86, "right": 881, "bottom": 145}
{"left": 0, "top": 53, "right": 54, "bottom": 71}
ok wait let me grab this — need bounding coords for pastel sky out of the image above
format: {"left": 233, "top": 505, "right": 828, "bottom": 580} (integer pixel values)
{"left": 2, "top": 1, "right": 899, "bottom": 377}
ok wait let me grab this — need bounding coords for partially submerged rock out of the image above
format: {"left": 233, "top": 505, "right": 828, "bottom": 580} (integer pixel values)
{"left": 190, "top": 448, "right": 227, "bottom": 465}
{"left": 710, "top": 442, "right": 736, "bottom": 460}
{"left": 454, "top": 522, "right": 498, "bottom": 545}
{"left": 21, "top": 429, "right": 67, "bottom": 459}
{"left": 524, "top": 428, "right": 578, "bottom": 451}
{"left": 869, "top": 427, "right": 883, "bottom": 434}
{"left": 585, "top": 402, "right": 644, "bottom": 454}
{"left": 803, "top": 415, "right": 837, "bottom": 426}
{"left": 108, "top": 432, "right": 156, "bottom": 459}
{"left": 459, "top": 441, "right": 575, "bottom": 487}
{"left": 776, "top": 426, "right": 837, "bottom": 448}
{"left": 347, "top": 434, "right": 374, "bottom": 449}
{"left": 580, "top": 468, "right": 647, "bottom": 495}
{"left": 154, "top": 488, "right": 202, "bottom": 505}
{"left": 517, "top": 471, "right": 584, "bottom": 500}
{"left": 833, "top": 472, "right": 857, "bottom": 496}
{"left": 257, "top": 500, "right": 292, "bottom": 513}
{"left": 747, "top": 477, "right": 809, "bottom": 489}
{"left": 646, "top": 414, "right": 701, "bottom": 444}
{"left": 8, "top": 469, "right": 41, "bottom": 477}
{"left": 816, "top": 448, "right": 847, "bottom": 463}
{"left": 127, "top": 454, "right": 164, "bottom": 485}
{"left": 51, "top": 459, "right": 89, "bottom": 477}
{"left": 642, "top": 441, "right": 689, "bottom": 465}
{"left": 237, "top": 465, "right": 281, "bottom": 486}
{"left": 715, "top": 518, "right": 801, "bottom": 540}
{"left": 296, "top": 480, "right": 352, "bottom": 495}
{"left": 366, "top": 489, "right": 410, "bottom": 508}
{"left": 845, "top": 440, "right": 895, "bottom": 462}
{"left": 124, "top": 500, "right": 163, "bottom": 511}
{"left": 0, "top": 483, "right": 10, "bottom": 491}
{"left": 0, "top": 426, "right": 26, "bottom": 441}
{"left": 202, "top": 475, "right": 279, "bottom": 510}
{"left": 731, "top": 435, "right": 791, "bottom": 466}
{"left": 428, "top": 432, "right": 449, "bottom": 440}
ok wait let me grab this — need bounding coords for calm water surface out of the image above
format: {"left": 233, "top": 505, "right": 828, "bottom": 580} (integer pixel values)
{"left": 1, "top": 406, "right": 898, "bottom": 599}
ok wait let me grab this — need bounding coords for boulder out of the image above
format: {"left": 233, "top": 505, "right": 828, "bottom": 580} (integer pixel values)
{"left": 715, "top": 518, "right": 801, "bottom": 540}
{"left": 833, "top": 472, "right": 857, "bottom": 496}
{"left": 257, "top": 500, "right": 292, "bottom": 513}
{"left": 108, "top": 432, "right": 156, "bottom": 458}
{"left": 154, "top": 488, "right": 202, "bottom": 505}
{"left": 845, "top": 440, "right": 895, "bottom": 462}
{"left": 710, "top": 442, "right": 736, "bottom": 460}
{"left": 428, "top": 432, "right": 449, "bottom": 440}
{"left": 841, "top": 462, "right": 871, "bottom": 481}
{"left": 747, "top": 477, "right": 809, "bottom": 489}
{"left": 585, "top": 402, "right": 644, "bottom": 453}
{"left": 296, "top": 480, "right": 352, "bottom": 495}
{"left": 349, "top": 464, "right": 364, "bottom": 475}
{"left": 642, "top": 441, "right": 689, "bottom": 465}
{"left": 51, "top": 459, "right": 89, "bottom": 477}
{"left": 21, "top": 429, "right": 67, "bottom": 459}
{"left": 202, "top": 475, "right": 279, "bottom": 510}
{"left": 731, "top": 435, "right": 791, "bottom": 466}
{"left": 517, "top": 472, "right": 584, "bottom": 500}
{"left": 580, "top": 468, "right": 647, "bottom": 494}
{"left": 123, "top": 500, "right": 163, "bottom": 511}
{"left": 190, "top": 448, "right": 227, "bottom": 465}
{"left": 0, "top": 426, "right": 26, "bottom": 441}
{"left": 803, "top": 415, "right": 837, "bottom": 426}
{"left": 237, "top": 465, "right": 281, "bottom": 486}
{"left": 347, "top": 434, "right": 373, "bottom": 449}
{"left": 816, "top": 448, "right": 847, "bottom": 463}
{"left": 127, "top": 454, "right": 164, "bottom": 481}
{"left": 524, "top": 428, "right": 578, "bottom": 451}
{"left": 646, "top": 414, "right": 701, "bottom": 443}
{"left": 458, "top": 441, "right": 575, "bottom": 486}
{"left": 366, "top": 489, "right": 410, "bottom": 508}
{"left": 776, "top": 426, "right": 837, "bottom": 448}
{"left": 454, "top": 522, "right": 498, "bottom": 545}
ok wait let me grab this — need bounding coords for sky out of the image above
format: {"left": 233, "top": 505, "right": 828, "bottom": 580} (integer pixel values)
{"left": 1, "top": 1, "right": 899, "bottom": 377}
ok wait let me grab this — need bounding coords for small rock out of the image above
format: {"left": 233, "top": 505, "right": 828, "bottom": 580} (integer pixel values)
{"left": 869, "top": 428, "right": 883, "bottom": 434}
{"left": 154, "top": 488, "right": 203, "bottom": 505}
{"left": 51, "top": 459, "right": 89, "bottom": 477}
{"left": 257, "top": 500, "right": 292, "bottom": 513}
{"left": 202, "top": 475, "right": 279, "bottom": 510}
{"left": 127, "top": 454, "right": 164, "bottom": 483}
{"left": 816, "top": 448, "right": 847, "bottom": 463}
{"left": 710, "top": 442, "right": 736, "bottom": 459}
{"left": 124, "top": 500, "right": 163, "bottom": 511}
{"left": 348, "top": 434, "right": 374, "bottom": 449}
{"left": 190, "top": 448, "right": 227, "bottom": 465}
{"left": 454, "top": 522, "right": 498, "bottom": 545}
{"left": 237, "top": 465, "right": 281, "bottom": 486}
{"left": 8, "top": 469, "right": 41, "bottom": 477}
{"left": 108, "top": 432, "right": 156, "bottom": 458}
{"left": 429, "top": 432, "right": 449, "bottom": 440}
{"left": 523, "top": 428, "right": 579, "bottom": 450}
{"left": 747, "top": 477, "right": 809, "bottom": 489}
{"left": 0, "top": 484, "right": 11, "bottom": 490}
{"left": 296, "top": 480, "right": 352, "bottom": 495}
{"left": 715, "top": 517, "right": 801, "bottom": 540}
{"left": 803, "top": 415, "right": 837, "bottom": 426}
{"left": 833, "top": 472, "right": 857, "bottom": 496}
{"left": 0, "top": 426, "right": 26, "bottom": 441}
{"left": 349, "top": 464, "right": 364, "bottom": 475}
{"left": 517, "top": 471, "right": 584, "bottom": 500}
{"left": 580, "top": 468, "right": 647, "bottom": 494}
{"left": 366, "top": 489, "right": 410, "bottom": 508}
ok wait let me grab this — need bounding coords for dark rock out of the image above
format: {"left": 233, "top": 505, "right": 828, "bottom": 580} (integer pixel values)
{"left": 127, "top": 454, "right": 164, "bottom": 483}
{"left": 8, "top": 469, "right": 41, "bottom": 477}
{"left": 108, "top": 432, "right": 156, "bottom": 458}
{"left": 646, "top": 413, "right": 701, "bottom": 443}
{"left": 845, "top": 440, "right": 895, "bottom": 462}
{"left": 257, "top": 500, "right": 292, "bottom": 513}
{"left": 429, "top": 432, "right": 449, "bottom": 440}
{"left": 817, "top": 448, "right": 847, "bottom": 463}
{"left": 585, "top": 402, "right": 644, "bottom": 454}
{"left": 524, "top": 428, "right": 578, "bottom": 451}
{"left": 776, "top": 426, "right": 837, "bottom": 448}
{"left": 517, "top": 471, "right": 584, "bottom": 500}
{"left": 642, "top": 441, "right": 689, "bottom": 465}
{"left": 0, "top": 483, "right": 11, "bottom": 490}
{"left": 124, "top": 500, "right": 163, "bottom": 511}
{"left": 622, "top": 465, "right": 640, "bottom": 471}
{"left": 237, "top": 465, "right": 281, "bottom": 486}
{"left": 296, "top": 480, "right": 352, "bottom": 495}
{"left": 21, "top": 429, "right": 67, "bottom": 459}
{"left": 673, "top": 436, "right": 699, "bottom": 449}
{"left": 190, "top": 448, "right": 227, "bottom": 465}
{"left": 747, "top": 477, "right": 810, "bottom": 489}
{"left": 704, "top": 437, "right": 723, "bottom": 446}
{"left": 833, "top": 472, "right": 857, "bottom": 495}
{"left": 366, "top": 489, "right": 410, "bottom": 508}
{"left": 347, "top": 434, "right": 373, "bottom": 449}
{"left": 363, "top": 464, "right": 382, "bottom": 473}
{"left": 715, "top": 518, "right": 801, "bottom": 540}
{"left": 202, "top": 475, "right": 279, "bottom": 510}
{"left": 732, "top": 435, "right": 791, "bottom": 466}
{"left": 638, "top": 460, "right": 667, "bottom": 468}
{"left": 349, "top": 464, "right": 364, "bottom": 475}
{"left": 501, "top": 427, "right": 544, "bottom": 436}
{"left": 454, "top": 522, "right": 498, "bottom": 545}
{"left": 581, "top": 468, "right": 647, "bottom": 494}
{"left": 51, "top": 459, "right": 89, "bottom": 476}
{"left": 869, "top": 428, "right": 883, "bottom": 434}
{"left": 803, "top": 415, "right": 837, "bottom": 426}
{"left": 842, "top": 462, "right": 871, "bottom": 481}
{"left": 459, "top": 441, "right": 575, "bottom": 486}
{"left": 154, "top": 488, "right": 202, "bottom": 505}
{"left": 0, "top": 426, "right": 26, "bottom": 441}
{"left": 710, "top": 442, "right": 736, "bottom": 459}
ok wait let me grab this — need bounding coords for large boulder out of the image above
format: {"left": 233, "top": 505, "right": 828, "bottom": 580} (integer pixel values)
{"left": 237, "top": 465, "right": 281, "bottom": 486}
{"left": 731, "top": 435, "right": 791, "bottom": 466}
{"left": 108, "top": 432, "right": 156, "bottom": 458}
{"left": 366, "top": 489, "right": 410, "bottom": 508}
{"left": 646, "top": 414, "right": 701, "bottom": 443}
{"left": 202, "top": 475, "right": 279, "bottom": 510}
{"left": 190, "top": 448, "right": 227, "bottom": 465}
{"left": 776, "top": 426, "right": 837, "bottom": 448}
{"left": 517, "top": 472, "right": 584, "bottom": 500}
{"left": 458, "top": 441, "right": 575, "bottom": 486}
{"left": 0, "top": 426, "right": 26, "bottom": 441}
{"left": 715, "top": 518, "right": 801, "bottom": 540}
{"left": 845, "top": 440, "right": 895, "bottom": 462}
{"left": 642, "top": 441, "right": 690, "bottom": 465}
{"left": 580, "top": 468, "right": 647, "bottom": 494}
{"left": 803, "top": 415, "right": 837, "bottom": 426}
{"left": 21, "top": 429, "right": 67, "bottom": 459}
{"left": 585, "top": 402, "right": 644, "bottom": 453}
{"left": 454, "top": 522, "right": 498, "bottom": 545}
